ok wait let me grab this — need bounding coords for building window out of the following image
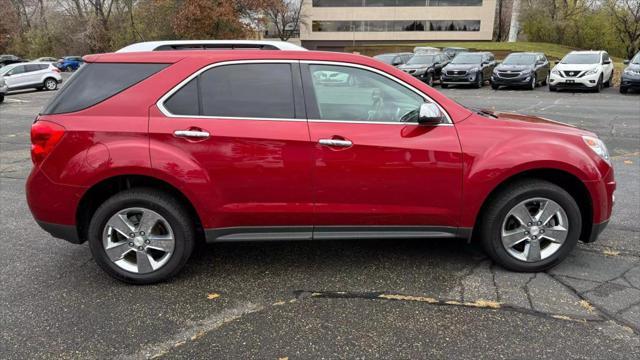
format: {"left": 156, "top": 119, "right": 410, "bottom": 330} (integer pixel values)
{"left": 311, "top": 20, "right": 480, "bottom": 32}
{"left": 311, "top": 0, "right": 483, "bottom": 7}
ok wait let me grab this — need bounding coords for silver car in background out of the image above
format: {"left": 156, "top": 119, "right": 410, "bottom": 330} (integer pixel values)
{"left": 0, "top": 62, "right": 62, "bottom": 92}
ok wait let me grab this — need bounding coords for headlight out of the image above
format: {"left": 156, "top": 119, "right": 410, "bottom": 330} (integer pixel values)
{"left": 582, "top": 136, "right": 610, "bottom": 162}
{"left": 551, "top": 68, "right": 560, "bottom": 75}
{"left": 585, "top": 68, "right": 599, "bottom": 76}
{"left": 624, "top": 68, "right": 640, "bottom": 75}
{"left": 470, "top": 67, "right": 480, "bottom": 73}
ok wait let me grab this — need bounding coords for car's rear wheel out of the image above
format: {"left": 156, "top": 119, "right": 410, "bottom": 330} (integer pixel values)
{"left": 88, "top": 188, "right": 195, "bottom": 284}
{"left": 542, "top": 74, "right": 549, "bottom": 86}
{"left": 620, "top": 86, "right": 628, "bottom": 94}
{"left": 44, "top": 78, "right": 58, "bottom": 91}
{"left": 478, "top": 180, "right": 581, "bottom": 272}
{"left": 0, "top": 94, "right": 4, "bottom": 103}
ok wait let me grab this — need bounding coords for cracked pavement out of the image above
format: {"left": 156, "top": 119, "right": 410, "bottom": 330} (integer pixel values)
{"left": 1, "top": 81, "right": 639, "bottom": 359}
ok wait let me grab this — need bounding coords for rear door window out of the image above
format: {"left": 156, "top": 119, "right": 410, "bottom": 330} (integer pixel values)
{"left": 164, "top": 63, "right": 296, "bottom": 119}
{"left": 42, "top": 63, "right": 168, "bottom": 115}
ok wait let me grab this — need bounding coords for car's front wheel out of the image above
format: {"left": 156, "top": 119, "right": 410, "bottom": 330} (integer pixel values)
{"left": 529, "top": 74, "right": 537, "bottom": 90}
{"left": 0, "top": 94, "right": 4, "bottom": 103}
{"left": 478, "top": 180, "right": 581, "bottom": 272}
{"left": 88, "top": 188, "right": 195, "bottom": 284}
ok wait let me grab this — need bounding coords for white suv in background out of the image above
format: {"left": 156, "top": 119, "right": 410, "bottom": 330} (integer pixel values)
{"left": 0, "top": 62, "right": 62, "bottom": 92}
{"left": 549, "top": 51, "right": 614, "bottom": 92}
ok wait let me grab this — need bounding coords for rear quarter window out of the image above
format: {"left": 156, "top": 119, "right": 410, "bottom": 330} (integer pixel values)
{"left": 41, "top": 63, "right": 168, "bottom": 115}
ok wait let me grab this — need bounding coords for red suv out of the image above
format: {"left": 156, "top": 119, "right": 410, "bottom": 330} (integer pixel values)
{"left": 27, "top": 50, "right": 615, "bottom": 284}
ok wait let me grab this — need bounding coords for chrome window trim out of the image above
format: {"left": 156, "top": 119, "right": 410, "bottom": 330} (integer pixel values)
{"left": 156, "top": 59, "right": 303, "bottom": 121}
{"left": 302, "top": 60, "right": 453, "bottom": 126}
{"left": 157, "top": 59, "right": 453, "bottom": 126}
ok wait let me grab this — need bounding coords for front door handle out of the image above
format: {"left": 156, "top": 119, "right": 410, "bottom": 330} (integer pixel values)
{"left": 319, "top": 138, "right": 353, "bottom": 148}
{"left": 174, "top": 129, "right": 210, "bottom": 140}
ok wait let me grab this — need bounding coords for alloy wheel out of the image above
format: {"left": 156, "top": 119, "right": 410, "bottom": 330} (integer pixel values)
{"left": 102, "top": 207, "right": 175, "bottom": 274}
{"left": 501, "top": 198, "right": 569, "bottom": 262}
{"left": 45, "top": 79, "right": 57, "bottom": 90}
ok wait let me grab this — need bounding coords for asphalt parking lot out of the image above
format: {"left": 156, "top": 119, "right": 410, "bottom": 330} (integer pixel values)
{"left": 1, "top": 81, "right": 639, "bottom": 359}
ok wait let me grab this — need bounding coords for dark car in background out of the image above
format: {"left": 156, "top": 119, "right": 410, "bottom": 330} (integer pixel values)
{"left": 620, "top": 52, "right": 640, "bottom": 94}
{"left": 398, "top": 53, "right": 450, "bottom": 86}
{"left": 441, "top": 52, "right": 497, "bottom": 88}
{"left": 0, "top": 54, "right": 24, "bottom": 67}
{"left": 57, "top": 56, "right": 84, "bottom": 71}
{"left": 373, "top": 52, "right": 413, "bottom": 67}
{"left": 443, "top": 47, "right": 468, "bottom": 60}
{"left": 491, "top": 52, "right": 550, "bottom": 90}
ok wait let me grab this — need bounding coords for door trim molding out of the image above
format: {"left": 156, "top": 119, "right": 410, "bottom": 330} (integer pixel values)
{"left": 205, "top": 226, "right": 472, "bottom": 243}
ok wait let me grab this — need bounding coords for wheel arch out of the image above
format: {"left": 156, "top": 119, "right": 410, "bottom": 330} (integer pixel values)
{"left": 471, "top": 168, "right": 593, "bottom": 243}
{"left": 75, "top": 174, "right": 204, "bottom": 244}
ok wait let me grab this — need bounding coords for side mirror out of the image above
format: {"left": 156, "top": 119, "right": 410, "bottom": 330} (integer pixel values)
{"left": 603, "top": 60, "right": 612, "bottom": 65}
{"left": 392, "top": 61, "right": 402, "bottom": 66}
{"left": 554, "top": 60, "right": 560, "bottom": 65}
{"left": 624, "top": 60, "right": 630, "bottom": 65}
{"left": 536, "top": 60, "right": 544, "bottom": 66}
{"left": 418, "top": 103, "right": 445, "bottom": 125}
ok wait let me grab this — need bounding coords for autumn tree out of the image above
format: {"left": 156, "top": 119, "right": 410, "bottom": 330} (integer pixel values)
{"left": 263, "top": 0, "right": 304, "bottom": 41}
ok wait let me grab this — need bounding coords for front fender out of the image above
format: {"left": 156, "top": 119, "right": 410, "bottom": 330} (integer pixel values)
{"left": 457, "top": 122, "right": 604, "bottom": 228}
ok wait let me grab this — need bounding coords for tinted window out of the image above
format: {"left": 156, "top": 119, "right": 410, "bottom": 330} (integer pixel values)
{"left": 164, "top": 78, "right": 199, "bottom": 116}
{"left": 25, "top": 64, "right": 41, "bottom": 72}
{"left": 309, "top": 64, "right": 425, "bottom": 123}
{"left": 199, "top": 63, "right": 294, "bottom": 118}
{"left": 42, "top": 63, "right": 168, "bottom": 115}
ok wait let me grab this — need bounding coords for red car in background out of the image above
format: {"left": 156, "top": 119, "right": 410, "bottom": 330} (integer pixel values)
{"left": 27, "top": 50, "right": 615, "bottom": 284}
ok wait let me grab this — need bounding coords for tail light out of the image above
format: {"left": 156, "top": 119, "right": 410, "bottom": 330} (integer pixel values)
{"left": 31, "top": 120, "right": 65, "bottom": 165}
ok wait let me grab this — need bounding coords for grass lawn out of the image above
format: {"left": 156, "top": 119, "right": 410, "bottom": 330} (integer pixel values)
{"left": 348, "top": 41, "right": 626, "bottom": 86}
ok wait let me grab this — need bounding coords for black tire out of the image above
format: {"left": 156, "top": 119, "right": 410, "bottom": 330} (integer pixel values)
{"left": 542, "top": 74, "right": 548, "bottom": 86}
{"left": 620, "top": 86, "right": 628, "bottom": 94}
{"left": 549, "top": 85, "right": 557, "bottom": 92}
{"left": 594, "top": 75, "right": 603, "bottom": 93}
{"left": 425, "top": 72, "right": 434, "bottom": 87}
{"left": 43, "top": 77, "right": 58, "bottom": 91}
{"left": 478, "top": 180, "right": 582, "bottom": 272}
{"left": 475, "top": 73, "right": 483, "bottom": 88}
{"left": 88, "top": 188, "right": 195, "bottom": 284}
{"left": 441, "top": 83, "right": 449, "bottom": 89}
{"left": 605, "top": 71, "right": 612, "bottom": 88}
{"left": 529, "top": 74, "right": 537, "bottom": 90}
{"left": 0, "top": 94, "right": 4, "bottom": 103}
{"left": 491, "top": 83, "right": 499, "bottom": 90}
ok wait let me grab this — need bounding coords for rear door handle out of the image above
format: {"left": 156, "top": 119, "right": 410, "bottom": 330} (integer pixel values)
{"left": 319, "top": 139, "right": 353, "bottom": 148}
{"left": 174, "top": 129, "right": 210, "bottom": 140}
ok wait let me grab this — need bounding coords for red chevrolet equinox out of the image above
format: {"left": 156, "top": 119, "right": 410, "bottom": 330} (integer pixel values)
{"left": 27, "top": 50, "right": 615, "bottom": 284}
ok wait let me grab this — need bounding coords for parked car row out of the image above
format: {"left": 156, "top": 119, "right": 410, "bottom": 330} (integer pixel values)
{"left": 0, "top": 62, "right": 63, "bottom": 100}
{"left": 374, "top": 48, "right": 639, "bottom": 94}
{"left": 0, "top": 54, "right": 84, "bottom": 72}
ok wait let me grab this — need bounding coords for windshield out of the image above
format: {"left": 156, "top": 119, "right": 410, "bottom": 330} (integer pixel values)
{"left": 451, "top": 54, "right": 482, "bottom": 64}
{"left": 407, "top": 55, "right": 435, "bottom": 65}
{"left": 503, "top": 54, "right": 536, "bottom": 65}
{"left": 632, "top": 53, "right": 640, "bottom": 64}
{"left": 374, "top": 54, "right": 396, "bottom": 64}
{"left": 562, "top": 53, "right": 600, "bottom": 64}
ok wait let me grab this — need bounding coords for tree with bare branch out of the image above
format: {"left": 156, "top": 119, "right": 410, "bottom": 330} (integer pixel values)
{"left": 263, "top": 0, "right": 303, "bottom": 41}
{"left": 606, "top": 0, "right": 640, "bottom": 59}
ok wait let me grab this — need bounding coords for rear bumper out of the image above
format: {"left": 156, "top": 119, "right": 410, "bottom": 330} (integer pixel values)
{"left": 27, "top": 167, "right": 84, "bottom": 243}
{"left": 584, "top": 219, "right": 609, "bottom": 243}
{"left": 36, "top": 220, "right": 82, "bottom": 244}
